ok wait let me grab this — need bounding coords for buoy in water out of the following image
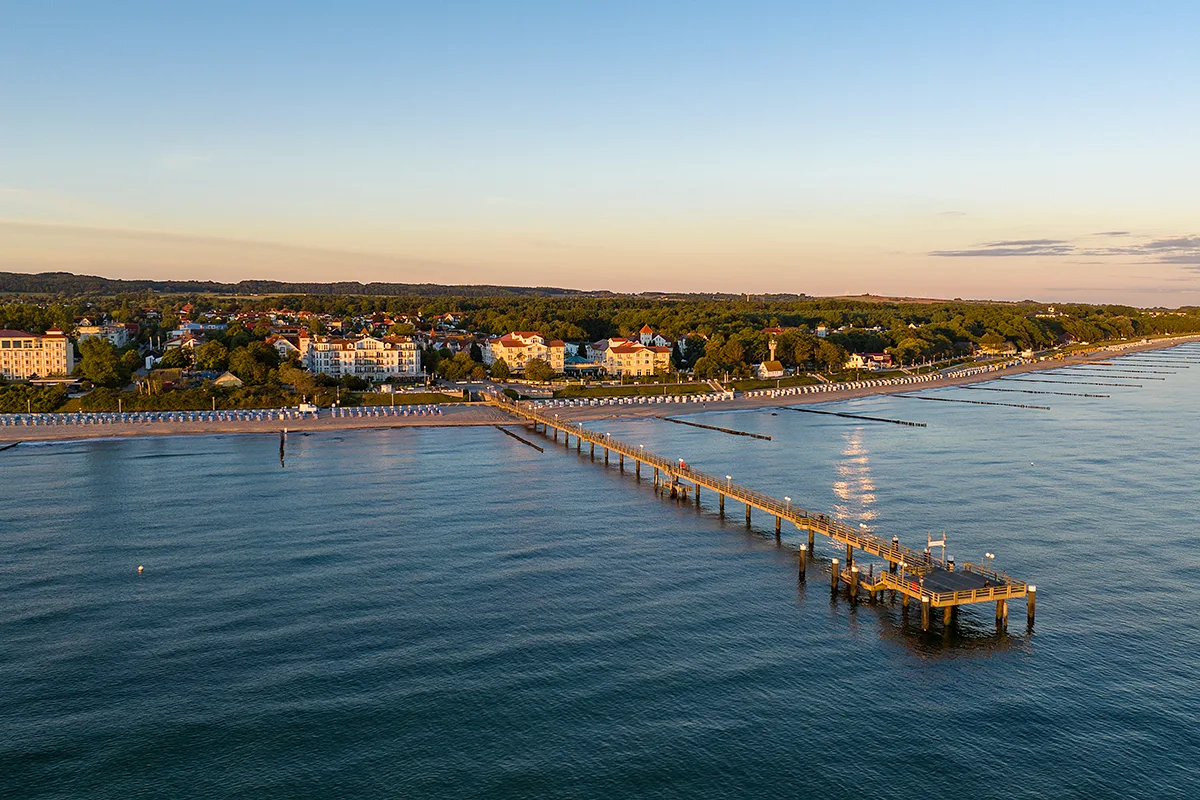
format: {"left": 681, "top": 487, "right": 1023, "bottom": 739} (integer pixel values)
{"left": 137, "top": 565, "right": 144, "bottom": 574}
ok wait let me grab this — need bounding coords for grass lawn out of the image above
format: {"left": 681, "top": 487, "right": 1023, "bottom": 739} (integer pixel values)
{"left": 730, "top": 374, "right": 821, "bottom": 391}
{"left": 356, "top": 392, "right": 467, "bottom": 405}
{"left": 553, "top": 383, "right": 712, "bottom": 399}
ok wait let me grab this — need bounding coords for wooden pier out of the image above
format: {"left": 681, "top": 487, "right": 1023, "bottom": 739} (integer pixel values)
{"left": 489, "top": 394, "right": 1033, "bottom": 633}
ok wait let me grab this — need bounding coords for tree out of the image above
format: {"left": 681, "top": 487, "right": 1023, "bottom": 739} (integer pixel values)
{"left": 389, "top": 322, "right": 416, "bottom": 336}
{"left": 469, "top": 343, "right": 484, "bottom": 362}
{"left": 77, "top": 337, "right": 124, "bottom": 387}
{"left": 158, "top": 347, "right": 192, "bottom": 370}
{"left": 692, "top": 355, "right": 720, "bottom": 378}
{"left": 228, "top": 343, "right": 276, "bottom": 385}
{"left": 525, "top": 358, "right": 555, "bottom": 383}
{"left": 490, "top": 358, "right": 510, "bottom": 381}
{"left": 194, "top": 341, "right": 230, "bottom": 371}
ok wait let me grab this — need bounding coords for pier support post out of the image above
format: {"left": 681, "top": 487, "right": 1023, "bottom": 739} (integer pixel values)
{"left": 553, "top": 428, "right": 558, "bottom": 442}
{"left": 845, "top": 544, "right": 853, "bottom": 568}
{"left": 1027, "top": 586, "right": 1037, "bottom": 629}
{"left": 719, "top": 494, "right": 725, "bottom": 515}
{"left": 576, "top": 437, "right": 580, "bottom": 452}
{"left": 902, "top": 593, "right": 910, "bottom": 609}
{"left": 619, "top": 453, "right": 624, "bottom": 471}
{"left": 745, "top": 504, "right": 751, "bottom": 528}
{"left": 831, "top": 559, "right": 840, "bottom": 591}
{"left": 695, "top": 484, "right": 700, "bottom": 506}
{"left": 849, "top": 566, "right": 859, "bottom": 600}
{"left": 943, "top": 606, "right": 954, "bottom": 627}
{"left": 996, "top": 600, "right": 1008, "bottom": 626}
{"left": 921, "top": 596, "right": 931, "bottom": 631}
{"left": 604, "top": 448, "right": 609, "bottom": 465}
{"left": 635, "top": 460, "right": 640, "bottom": 478}
{"left": 590, "top": 442, "right": 595, "bottom": 460}
{"left": 808, "top": 529, "right": 815, "bottom": 553}
{"left": 775, "top": 516, "right": 782, "bottom": 539}
{"left": 654, "top": 467, "right": 659, "bottom": 488}
{"left": 798, "top": 544, "right": 807, "bottom": 581}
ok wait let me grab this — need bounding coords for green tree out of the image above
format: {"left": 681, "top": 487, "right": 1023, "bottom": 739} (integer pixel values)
{"left": 525, "top": 358, "right": 555, "bottom": 383}
{"left": 158, "top": 347, "right": 192, "bottom": 369}
{"left": 77, "top": 337, "right": 123, "bottom": 387}
{"left": 194, "top": 341, "right": 230, "bottom": 371}
{"left": 490, "top": 358, "right": 510, "bottom": 381}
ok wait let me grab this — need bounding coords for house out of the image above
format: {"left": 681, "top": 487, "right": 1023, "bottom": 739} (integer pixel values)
{"left": 0, "top": 328, "right": 75, "bottom": 380}
{"left": 266, "top": 334, "right": 301, "bottom": 361}
{"left": 589, "top": 337, "right": 671, "bottom": 377}
{"left": 816, "top": 325, "right": 829, "bottom": 338}
{"left": 76, "top": 323, "right": 133, "bottom": 348}
{"left": 213, "top": 371, "right": 244, "bottom": 388}
{"left": 637, "top": 325, "right": 673, "bottom": 348}
{"left": 845, "top": 353, "right": 894, "bottom": 371}
{"left": 757, "top": 360, "right": 786, "bottom": 379}
{"left": 483, "top": 332, "right": 566, "bottom": 373}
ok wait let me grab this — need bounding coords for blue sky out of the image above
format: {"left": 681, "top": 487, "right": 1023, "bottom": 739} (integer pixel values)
{"left": 2, "top": 1, "right": 1199, "bottom": 303}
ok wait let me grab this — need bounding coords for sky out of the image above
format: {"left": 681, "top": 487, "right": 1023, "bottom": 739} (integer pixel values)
{"left": 2, "top": 1, "right": 1199, "bottom": 305}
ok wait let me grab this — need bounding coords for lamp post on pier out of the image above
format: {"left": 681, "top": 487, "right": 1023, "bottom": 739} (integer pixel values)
{"left": 785, "top": 496, "right": 791, "bottom": 515}
{"left": 985, "top": 552, "right": 995, "bottom": 574}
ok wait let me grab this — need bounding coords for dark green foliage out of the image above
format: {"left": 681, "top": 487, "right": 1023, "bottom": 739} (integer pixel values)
{"left": 0, "top": 383, "right": 68, "bottom": 412}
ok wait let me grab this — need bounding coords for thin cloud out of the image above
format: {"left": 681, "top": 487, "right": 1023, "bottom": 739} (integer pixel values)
{"left": 931, "top": 240, "right": 1074, "bottom": 257}
{"left": 932, "top": 233, "right": 1200, "bottom": 265}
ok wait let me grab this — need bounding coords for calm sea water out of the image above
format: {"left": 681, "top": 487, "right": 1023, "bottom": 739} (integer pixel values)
{"left": 4, "top": 347, "right": 1200, "bottom": 799}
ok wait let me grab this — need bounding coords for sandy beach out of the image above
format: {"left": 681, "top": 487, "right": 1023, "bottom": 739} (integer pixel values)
{"left": 3, "top": 334, "right": 1197, "bottom": 443}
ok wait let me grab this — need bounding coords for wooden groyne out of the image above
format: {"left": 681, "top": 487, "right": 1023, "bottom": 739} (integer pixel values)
{"left": 0, "top": 440, "right": 20, "bottom": 452}
{"left": 960, "top": 386, "right": 1109, "bottom": 398}
{"left": 895, "top": 395, "right": 1049, "bottom": 411}
{"left": 1000, "top": 377, "right": 1142, "bottom": 388}
{"left": 656, "top": 415, "right": 771, "bottom": 440}
{"left": 777, "top": 406, "right": 927, "bottom": 428}
{"left": 1060, "top": 370, "right": 1165, "bottom": 380}
{"left": 493, "top": 425, "right": 545, "bottom": 452}
{"left": 487, "top": 393, "right": 1030, "bottom": 633}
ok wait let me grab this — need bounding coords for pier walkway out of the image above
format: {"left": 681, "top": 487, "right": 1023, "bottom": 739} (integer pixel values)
{"left": 488, "top": 393, "right": 1033, "bottom": 632}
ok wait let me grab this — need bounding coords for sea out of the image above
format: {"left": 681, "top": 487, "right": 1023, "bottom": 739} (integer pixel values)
{"left": 3, "top": 346, "right": 1199, "bottom": 799}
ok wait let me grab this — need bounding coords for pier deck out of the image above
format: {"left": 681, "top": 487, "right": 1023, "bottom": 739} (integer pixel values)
{"left": 488, "top": 394, "right": 1033, "bottom": 632}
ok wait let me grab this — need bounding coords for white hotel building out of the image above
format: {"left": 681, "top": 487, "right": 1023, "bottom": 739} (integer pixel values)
{"left": 299, "top": 335, "right": 421, "bottom": 380}
{"left": 0, "top": 329, "right": 75, "bottom": 380}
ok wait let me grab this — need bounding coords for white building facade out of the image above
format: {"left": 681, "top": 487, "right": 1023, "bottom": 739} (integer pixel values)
{"left": 0, "top": 329, "right": 75, "bottom": 380}
{"left": 299, "top": 335, "right": 421, "bottom": 379}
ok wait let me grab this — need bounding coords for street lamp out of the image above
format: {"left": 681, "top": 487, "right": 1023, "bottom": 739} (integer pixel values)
{"left": 726, "top": 475, "right": 732, "bottom": 489}
{"left": 785, "top": 496, "right": 791, "bottom": 514}
{"left": 985, "top": 552, "right": 995, "bottom": 574}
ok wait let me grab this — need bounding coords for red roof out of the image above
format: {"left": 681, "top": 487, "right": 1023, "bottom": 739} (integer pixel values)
{"left": 0, "top": 329, "right": 33, "bottom": 337}
{"left": 649, "top": 346, "right": 671, "bottom": 353}
{"left": 639, "top": 324, "right": 655, "bottom": 334}
{"left": 548, "top": 340, "right": 566, "bottom": 347}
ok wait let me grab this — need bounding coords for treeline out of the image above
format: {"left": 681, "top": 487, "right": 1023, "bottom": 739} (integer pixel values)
{"left": 0, "top": 271, "right": 589, "bottom": 298}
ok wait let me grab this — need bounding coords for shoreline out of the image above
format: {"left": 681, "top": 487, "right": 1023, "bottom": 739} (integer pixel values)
{"left": 3, "top": 334, "right": 1198, "bottom": 444}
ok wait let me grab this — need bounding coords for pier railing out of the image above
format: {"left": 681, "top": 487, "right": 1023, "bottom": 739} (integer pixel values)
{"left": 874, "top": 571, "right": 1028, "bottom": 607}
{"left": 489, "top": 393, "right": 951, "bottom": 573}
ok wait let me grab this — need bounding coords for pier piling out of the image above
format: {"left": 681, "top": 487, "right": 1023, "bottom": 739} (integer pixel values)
{"left": 850, "top": 566, "right": 859, "bottom": 600}
{"left": 745, "top": 504, "right": 751, "bottom": 528}
{"left": 719, "top": 494, "right": 725, "bottom": 515}
{"left": 798, "top": 544, "right": 807, "bottom": 580}
{"left": 921, "top": 596, "right": 931, "bottom": 631}
{"left": 831, "top": 559, "right": 840, "bottom": 591}
{"left": 1027, "top": 586, "right": 1037, "bottom": 628}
